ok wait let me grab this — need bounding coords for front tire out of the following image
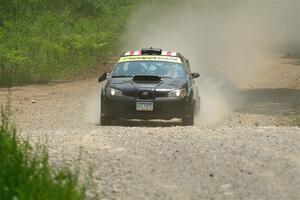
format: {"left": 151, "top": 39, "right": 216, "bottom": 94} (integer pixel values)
{"left": 182, "top": 115, "right": 194, "bottom": 126}
{"left": 182, "top": 100, "right": 196, "bottom": 126}
{"left": 100, "top": 116, "right": 113, "bottom": 126}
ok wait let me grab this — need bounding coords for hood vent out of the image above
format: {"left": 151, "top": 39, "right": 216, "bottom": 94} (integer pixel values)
{"left": 132, "top": 75, "right": 161, "bottom": 82}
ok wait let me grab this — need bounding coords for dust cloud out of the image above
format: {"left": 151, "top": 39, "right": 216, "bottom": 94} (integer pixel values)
{"left": 125, "top": 0, "right": 300, "bottom": 124}
{"left": 86, "top": 87, "right": 101, "bottom": 124}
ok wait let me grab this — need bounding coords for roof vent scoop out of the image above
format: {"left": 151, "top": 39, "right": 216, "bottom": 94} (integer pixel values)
{"left": 141, "top": 48, "right": 162, "bottom": 55}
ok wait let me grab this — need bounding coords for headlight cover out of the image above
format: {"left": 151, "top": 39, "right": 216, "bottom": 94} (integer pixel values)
{"left": 168, "top": 88, "right": 187, "bottom": 98}
{"left": 106, "top": 87, "right": 123, "bottom": 97}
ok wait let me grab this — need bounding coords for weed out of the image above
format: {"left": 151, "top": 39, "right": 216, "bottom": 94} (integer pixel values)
{"left": 0, "top": 105, "right": 87, "bottom": 200}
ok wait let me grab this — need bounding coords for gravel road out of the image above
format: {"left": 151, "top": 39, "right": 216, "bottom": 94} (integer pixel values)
{"left": 1, "top": 58, "right": 300, "bottom": 200}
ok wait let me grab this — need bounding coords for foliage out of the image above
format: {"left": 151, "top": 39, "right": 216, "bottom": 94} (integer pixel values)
{"left": 0, "top": 104, "right": 86, "bottom": 200}
{"left": 293, "top": 116, "right": 300, "bottom": 127}
{"left": 0, "top": 0, "right": 138, "bottom": 86}
{"left": 292, "top": 103, "right": 300, "bottom": 127}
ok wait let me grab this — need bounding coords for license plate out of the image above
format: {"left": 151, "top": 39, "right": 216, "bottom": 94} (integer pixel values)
{"left": 136, "top": 102, "right": 153, "bottom": 111}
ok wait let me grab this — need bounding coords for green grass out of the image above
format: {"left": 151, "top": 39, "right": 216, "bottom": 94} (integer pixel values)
{"left": 293, "top": 116, "right": 300, "bottom": 127}
{"left": 292, "top": 101, "right": 300, "bottom": 127}
{"left": 0, "top": 104, "right": 88, "bottom": 200}
{"left": 0, "top": 0, "right": 140, "bottom": 86}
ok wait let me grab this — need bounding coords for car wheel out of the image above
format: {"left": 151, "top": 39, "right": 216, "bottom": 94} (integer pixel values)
{"left": 182, "top": 115, "right": 194, "bottom": 126}
{"left": 100, "top": 116, "right": 113, "bottom": 126}
{"left": 195, "top": 97, "right": 201, "bottom": 117}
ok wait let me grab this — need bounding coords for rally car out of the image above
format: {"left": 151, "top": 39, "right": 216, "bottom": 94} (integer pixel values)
{"left": 98, "top": 48, "right": 200, "bottom": 125}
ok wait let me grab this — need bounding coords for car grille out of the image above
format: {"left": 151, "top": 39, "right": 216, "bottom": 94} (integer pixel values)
{"left": 155, "top": 91, "right": 168, "bottom": 97}
{"left": 123, "top": 90, "right": 169, "bottom": 99}
{"left": 137, "top": 91, "right": 155, "bottom": 100}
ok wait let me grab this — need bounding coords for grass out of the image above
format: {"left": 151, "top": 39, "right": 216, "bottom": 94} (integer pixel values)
{"left": 0, "top": 0, "right": 140, "bottom": 86}
{"left": 292, "top": 101, "right": 300, "bottom": 127}
{"left": 0, "top": 104, "right": 88, "bottom": 200}
{"left": 293, "top": 116, "right": 300, "bottom": 127}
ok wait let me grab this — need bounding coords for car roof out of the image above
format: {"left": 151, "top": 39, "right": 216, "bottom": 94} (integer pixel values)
{"left": 119, "top": 48, "right": 192, "bottom": 72}
{"left": 121, "top": 48, "right": 180, "bottom": 57}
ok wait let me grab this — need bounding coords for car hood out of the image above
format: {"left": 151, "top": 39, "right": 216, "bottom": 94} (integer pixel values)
{"left": 107, "top": 77, "right": 187, "bottom": 92}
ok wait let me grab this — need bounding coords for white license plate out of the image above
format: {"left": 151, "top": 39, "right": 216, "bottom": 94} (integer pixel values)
{"left": 136, "top": 102, "right": 153, "bottom": 111}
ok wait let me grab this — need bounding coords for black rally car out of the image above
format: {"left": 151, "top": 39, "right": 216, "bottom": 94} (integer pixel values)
{"left": 98, "top": 48, "right": 200, "bottom": 125}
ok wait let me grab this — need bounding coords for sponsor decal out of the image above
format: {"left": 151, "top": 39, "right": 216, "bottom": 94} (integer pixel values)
{"left": 118, "top": 55, "right": 182, "bottom": 63}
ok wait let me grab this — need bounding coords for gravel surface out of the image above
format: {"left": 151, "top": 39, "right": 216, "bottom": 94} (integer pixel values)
{"left": 17, "top": 125, "right": 300, "bottom": 200}
{"left": 0, "top": 58, "right": 300, "bottom": 200}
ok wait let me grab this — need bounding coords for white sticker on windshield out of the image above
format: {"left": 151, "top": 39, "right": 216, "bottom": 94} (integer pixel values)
{"left": 118, "top": 56, "right": 182, "bottom": 63}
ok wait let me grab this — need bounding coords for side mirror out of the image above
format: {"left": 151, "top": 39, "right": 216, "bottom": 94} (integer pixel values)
{"left": 98, "top": 72, "right": 107, "bottom": 82}
{"left": 186, "top": 59, "right": 190, "bottom": 66}
{"left": 190, "top": 72, "right": 200, "bottom": 79}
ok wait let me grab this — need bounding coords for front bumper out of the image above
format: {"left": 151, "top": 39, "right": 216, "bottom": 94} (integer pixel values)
{"left": 101, "top": 96, "right": 194, "bottom": 120}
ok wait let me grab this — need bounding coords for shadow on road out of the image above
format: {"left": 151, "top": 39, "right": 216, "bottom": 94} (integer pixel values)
{"left": 110, "top": 119, "right": 183, "bottom": 127}
{"left": 236, "top": 88, "right": 300, "bottom": 117}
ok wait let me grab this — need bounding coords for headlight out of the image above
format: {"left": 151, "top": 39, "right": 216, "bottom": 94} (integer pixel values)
{"left": 106, "top": 87, "right": 123, "bottom": 97}
{"left": 168, "top": 88, "right": 187, "bottom": 98}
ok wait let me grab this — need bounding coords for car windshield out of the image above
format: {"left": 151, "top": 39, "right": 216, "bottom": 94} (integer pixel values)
{"left": 112, "top": 61, "right": 186, "bottom": 78}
